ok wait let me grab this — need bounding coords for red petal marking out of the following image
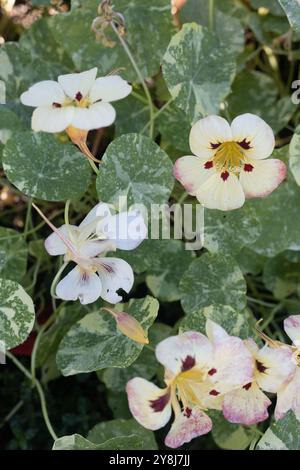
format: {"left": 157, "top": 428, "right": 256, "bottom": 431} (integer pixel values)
{"left": 184, "top": 407, "right": 192, "bottom": 418}
{"left": 181, "top": 355, "right": 196, "bottom": 372}
{"left": 149, "top": 391, "right": 170, "bottom": 412}
{"left": 209, "top": 389, "right": 220, "bottom": 396}
{"left": 243, "top": 382, "right": 252, "bottom": 391}
{"left": 204, "top": 161, "right": 214, "bottom": 169}
{"left": 238, "top": 138, "right": 252, "bottom": 150}
{"left": 75, "top": 91, "right": 83, "bottom": 101}
{"left": 208, "top": 368, "right": 217, "bottom": 376}
{"left": 52, "top": 102, "right": 62, "bottom": 108}
{"left": 256, "top": 360, "right": 267, "bottom": 373}
{"left": 244, "top": 163, "right": 254, "bottom": 172}
{"left": 210, "top": 142, "right": 221, "bottom": 149}
{"left": 221, "top": 171, "right": 229, "bottom": 181}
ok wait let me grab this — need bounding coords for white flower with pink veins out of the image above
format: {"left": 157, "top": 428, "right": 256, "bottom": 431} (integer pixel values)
{"left": 20, "top": 67, "right": 132, "bottom": 133}
{"left": 42, "top": 202, "right": 147, "bottom": 305}
{"left": 173, "top": 113, "right": 286, "bottom": 211}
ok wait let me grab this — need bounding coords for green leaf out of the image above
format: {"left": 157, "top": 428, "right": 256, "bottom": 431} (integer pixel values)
{"left": 162, "top": 23, "right": 236, "bottom": 122}
{"left": 56, "top": 296, "right": 159, "bottom": 376}
{"left": 210, "top": 411, "right": 253, "bottom": 450}
{"left": 36, "top": 303, "right": 95, "bottom": 367}
{"left": 0, "top": 278, "right": 35, "bottom": 349}
{"left": 96, "top": 133, "right": 174, "bottom": 208}
{"left": 278, "top": 0, "right": 300, "bottom": 32}
{"left": 145, "top": 240, "right": 195, "bottom": 302}
{"left": 49, "top": 0, "right": 174, "bottom": 82}
{"left": 19, "top": 18, "right": 74, "bottom": 70}
{"left": 0, "top": 106, "right": 25, "bottom": 146}
{"left": 114, "top": 95, "right": 149, "bottom": 137}
{"left": 52, "top": 433, "right": 143, "bottom": 450}
{"left": 180, "top": 1, "right": 245, "bottom": 55}
{"left": 101, "top": 347, "right": 157, "bottom": 393}
{"left": 257, "top": 411, "right": 300, "bottom": 450}
{"left": 179, "top": 253, "right": 247, "bottom": 315}
{"left": 289, "top": 124, "right": 300, "bottom": 185}
{"left": 203, "top": 205, "right": 261, "bottom": 255}
{"left": 249, "top": 175, "right": 300, "bottom": 257}
{"left": 157, "top": 102, "right": 191, "bottom": 152}
{"left": 263, "top": 253, "right": 300, "bottom": 299}
{"left": 0, "top": 227, "right": 28, "bottom": 282}
{"left": 87, "top": 418, "right": 157, "bottom": 450}
{"left": 180, "top": 304, "right": 250, "bottom": 339}
{"left": 227, "top": 70, "right": 296, "bottom": 134}
{"left": 2, "top": 132, "right": 91, "bottom": 201}
{"left": 236, "top": 247, "right": 266, "bottom": 275}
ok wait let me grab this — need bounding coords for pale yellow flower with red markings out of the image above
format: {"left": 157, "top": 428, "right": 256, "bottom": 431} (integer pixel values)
{"left": 126, "top": 320, "right": 253, "bottom": 448}
{"left": 173, "top": 114, "right": 286, "bottom": 211}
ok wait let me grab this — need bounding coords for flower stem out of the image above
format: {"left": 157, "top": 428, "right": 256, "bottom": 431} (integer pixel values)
{"left": 6, "top": 351, "right": 58, "bottom": 441}
{"left": 50, "top": 261, "right": 68, "bottom": 299}
{"left": 110, "top": 21, "right": 154, "bottom": 139}
{"left": 140, "top": 97, "right": 173, "bottom": 135}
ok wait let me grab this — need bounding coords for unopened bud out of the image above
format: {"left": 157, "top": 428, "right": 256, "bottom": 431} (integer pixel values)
{"left": 102, "top": 308, "right": 149, "bottom": 344}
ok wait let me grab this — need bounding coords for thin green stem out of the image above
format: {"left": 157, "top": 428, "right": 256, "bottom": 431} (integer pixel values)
{"left": 50, "top": 261, "right": 68, "bottom": 299}
{"left": 247, "top": 296, "right": 277, "bottom": 308}
{"left": 140, "top": 97, "right": 174, "bottom": 135}
{"left": 6, "top": 351, "right": 58, "bottom": 441}
{"left": 131, "top": 90, "right": 149, "bottom": 106}
{"left": 88, "top": 158, "right": 99, "bottom": 175}
{"left": 110, "top": 21, "right": 154, "bottom": 139}
{"left": 209, "top": 0, "right": 214, "bottom": 30}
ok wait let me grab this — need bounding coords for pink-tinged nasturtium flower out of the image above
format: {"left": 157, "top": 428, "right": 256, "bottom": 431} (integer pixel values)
{"left": 126, "top": 321, "right": 254, "bottom": 448}
{"left": 20, "top": 68, "right": 131, "bottom": 161}
{"left": 275, "top": 315, "right": 300, "bottom": 419}
{"left": 34, "top": 202, "right": 147, "bottom": 305}
{"left": 223, "top": 338, "right": 295, "bottom": 426}
{"left": 173, "top": 114, "right": 286, "bottom": 211}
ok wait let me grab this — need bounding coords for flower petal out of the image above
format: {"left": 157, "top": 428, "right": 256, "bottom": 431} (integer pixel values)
{"left": 275, "top": 369, "right": 300, "bottom": 420}
{"left": 189, "top": 115, "right": 232, "bottom": 158}
{"left": 255, "top": 345, "right": 296, "bottom": 393}
{"left": 205, "top": 320, "right": 229, "bottom": 344}
{"left": 58, "top": 68, "right": 97, "bottom": 100}
{"left": 239, "top": 158, "right": 286, "bottom": 199}
{"left": 44, "top": 224, "right": 76, "bottom": 256}
{"left": 223, "top": 382, "right": 271, "bottom": 425}
{"left": 126, "top": 378, "right": 171, "bottom": 431}
{"left": 56, "top": 266, "right": 102, "bottom": 304}
{"left": 71, "top": 102, "right": 116, "bottom": 130}
{"left": 155, "top": 331, "right": 213, "bottom": 376}
{"left": 97, "top": 257, "right": 134, "bottom": 304}
{"left": 20, "top": 80, "right": 66, "bottom": 107}
{"left": 196, "top": 172, "right": 245, "bottom": 211}
{"left": 231, "top": 113, "right": 275, "bottom": 160}
{"left": 79, "top": 202, "right": 112, "bottom": 229}
{"left": 173, "top": 156, "right": 216, "bottom": 195}
{"left": 89, "top": 75, "right": 132, "bottom": 103}
{"left": 32, "top": 106, "right": 74, "bottom": 133}
{"left": 211, "top": 336, "right": 254, "bottom": 392}
{"left": 165, "top": 408, "right": 212, "bottom": 449}
{"left": 284, "top": 315, "right": 300, "bottom": 346}
{"left": 99, "top": 210, "right": 148, "bottom": 251}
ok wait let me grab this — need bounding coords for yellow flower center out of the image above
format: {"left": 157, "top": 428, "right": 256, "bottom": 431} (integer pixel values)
{"left": 213, "top": 141, "right": 245, "bottom": 172}
{"left": 173, "top": 368, "right": 207, "bottom": 408}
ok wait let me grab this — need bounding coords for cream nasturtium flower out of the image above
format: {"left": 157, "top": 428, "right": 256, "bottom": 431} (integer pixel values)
{"left": 38, "top": 202, "right": 147, "bottom": 305}
{"left": 174, "top": 114, "right": 286, "bottom": 211}
{"left": 222, "top": 338, "right": 295, "bottom": 426}
{"left": 275, "top": 315, "right": 300, "bottom": 419}
{"left": 126, "top": 321, "right": 253, "bottom": 448}
{"left": 20, "top": 67, "right": 131, "bottom": 134}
